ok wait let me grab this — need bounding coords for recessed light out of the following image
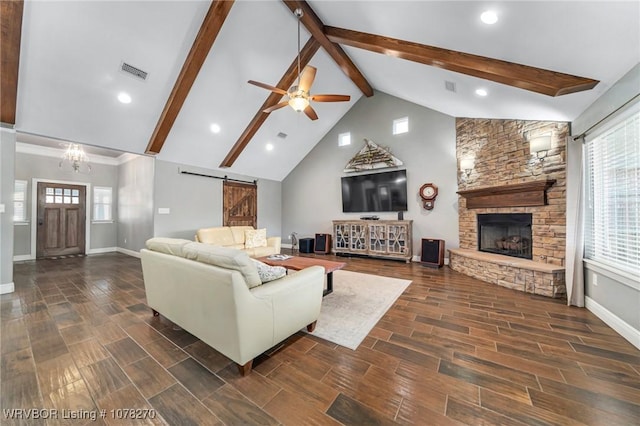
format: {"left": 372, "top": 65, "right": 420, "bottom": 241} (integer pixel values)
{"left": 266, "top": 143, "right": 274, "bottom": 151}
{"left": 210, "top": 123, "right": 221, "bottom": 134}
{"left": 480, "top": 10, "right": 498, "bottom": 25}
{"left": 475, "top": 88, "right": 488, "bottom": 97}
{"left": 117, "top": 92, "right": 132, "bottom": 104}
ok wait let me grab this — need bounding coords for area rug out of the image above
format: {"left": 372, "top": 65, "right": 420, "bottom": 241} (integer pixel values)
{"left": 307, "top": 270, "right": 411, "bottom": 350}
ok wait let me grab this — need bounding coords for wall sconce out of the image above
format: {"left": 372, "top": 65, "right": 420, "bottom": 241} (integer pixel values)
{"left": 460, "top": 158, "right": 475, "bottom": 180}
{"left": 529, "top": 134, "right": 552, "bottom": 162}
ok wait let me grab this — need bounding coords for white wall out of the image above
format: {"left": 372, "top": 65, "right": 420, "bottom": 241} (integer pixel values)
{"left": 153, "top": 160, "right": 282, "bottom": 241}
{"left": 0, "top": 128, "right": 16, "bottom": 293}
{"left": 118, "top": 155, "right": 155, "bottom": 252}
{"left": 282, "top": 91, "right": 458, "bottom": 257}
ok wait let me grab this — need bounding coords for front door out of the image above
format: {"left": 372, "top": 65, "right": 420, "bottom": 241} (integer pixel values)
{"left": 36, "top": 182, "right": 86, "bottom": 258}
{"left": 223, "top": 181, "right": 257, "bottom": 227}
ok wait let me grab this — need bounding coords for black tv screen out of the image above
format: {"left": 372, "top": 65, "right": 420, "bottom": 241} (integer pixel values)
{"left": 341, "top": 170, "right": 408, "bottom": 213}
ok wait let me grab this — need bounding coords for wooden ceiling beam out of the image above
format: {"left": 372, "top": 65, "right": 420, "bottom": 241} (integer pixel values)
{"left": 219, "top": 37, "right": 320, "bottom": 168}
{"left": 145, "top": 0, "right": 235, "bottom": 154}
{"left": 325, "top": 26, "right": 599, "bottom": 97}
{"left": 282, "top": 1, "right": 373, "bottom": 97}
{"left": 1, "top": 0, "right": 24, "bottom": 125}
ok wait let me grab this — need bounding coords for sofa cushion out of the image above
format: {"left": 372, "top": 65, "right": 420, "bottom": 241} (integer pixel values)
{"left": 230, "top": 226, "right": 254, "bottom": 244}
{"left": 146, "top": 238, "right": 192, "bottom": 257}
{"left": 245, "top": 228, "right": 267, "bottom": 249}
{"left": 182, "top": 242, "right": 262, "bottom": 288}
{"left": 196, "top": 227, "right": 235, "bottom": 246}
{"left": 246, "top": 245, "right": 278, "bottom": 258}
{"left": 251, "top": 259, "right": 287, "bottom": 283}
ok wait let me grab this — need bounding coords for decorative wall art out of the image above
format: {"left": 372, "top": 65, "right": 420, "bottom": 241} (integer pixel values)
{"left": 344, "top": 139, "right": 403, "bottom": 172}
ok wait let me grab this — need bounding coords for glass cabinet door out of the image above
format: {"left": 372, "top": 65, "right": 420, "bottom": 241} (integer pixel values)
{"left": 334, "top": 223, "right": 350, "bottom": 250}
{"left": 387, "top": 224, "right": 408, "bottom": 254}
{"left": 368, "top": 224, "right": 387, "bottom": 253}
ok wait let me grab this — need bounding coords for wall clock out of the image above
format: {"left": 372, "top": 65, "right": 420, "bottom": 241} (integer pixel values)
{"left": 419, "top": 183, "right": 438, "bottom": 210}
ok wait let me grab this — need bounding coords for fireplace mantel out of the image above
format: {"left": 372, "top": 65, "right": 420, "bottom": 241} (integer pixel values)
{"left": 457, "top": 179, "right": 556, "bottom": 209}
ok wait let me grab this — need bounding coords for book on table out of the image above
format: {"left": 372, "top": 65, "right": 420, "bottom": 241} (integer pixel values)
{"left": 267, "top": 254, "right": 292, "bottom": 260}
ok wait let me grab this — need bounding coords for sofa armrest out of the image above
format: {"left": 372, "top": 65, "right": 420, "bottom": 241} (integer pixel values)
{"left": 250, "top": 265, "right": 324, "bottom": 341}
{"left": 251, "top": 265, "right": 324, "bottom": 298}
{"left": 267, "top": 236, "right": 281, "bottom": 254}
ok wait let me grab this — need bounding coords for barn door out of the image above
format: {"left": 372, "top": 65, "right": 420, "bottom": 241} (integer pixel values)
{"left": 36, "top": 182, "right": 86, "bottom": 258}
{"left": 223, "top": 181, "right": 257, "bottom": 227}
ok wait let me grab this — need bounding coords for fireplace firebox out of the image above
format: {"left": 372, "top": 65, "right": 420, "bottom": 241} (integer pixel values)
{"left": 477, "top": 213, "right": 533, "bottom": 259}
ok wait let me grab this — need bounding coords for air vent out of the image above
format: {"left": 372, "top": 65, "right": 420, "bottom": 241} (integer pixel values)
{"left": 445, "top": 81, "right": 456, "bottom": 92}
{"left": 277, "top": 132, "right": 288, "bottom": 139}
{"left": 121, "top": 62, "right": 148, "bottom": 80}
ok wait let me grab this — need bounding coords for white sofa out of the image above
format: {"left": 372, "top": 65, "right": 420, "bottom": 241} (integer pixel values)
{"left": 195, "top": 226, "right": 281, "bottom": 257}
{"left": 140, "top": 238, "right": 324, "bottom": 375}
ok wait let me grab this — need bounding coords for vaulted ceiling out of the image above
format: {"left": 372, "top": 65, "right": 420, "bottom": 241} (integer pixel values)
{"left": 6, "top": 1, "right": 640, "bottom": 181}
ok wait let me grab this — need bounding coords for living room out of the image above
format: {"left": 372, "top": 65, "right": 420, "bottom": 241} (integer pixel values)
{"left": 1, "top": 1, "right": 639, "bottom": 425}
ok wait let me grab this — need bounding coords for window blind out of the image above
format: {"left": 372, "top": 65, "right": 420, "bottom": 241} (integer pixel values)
{"left": 93, "top": 187, "right": 113, "bottom": 221}
{"left": 13, "top": 180, "right": 27, "bottom": 222}
{"left": 584, "top": 102, "right": 640, "bottom": 275}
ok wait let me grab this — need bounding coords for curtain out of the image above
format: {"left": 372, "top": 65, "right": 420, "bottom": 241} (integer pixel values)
{"left": 565, "top": 135, "right": 585, "bottom": 307}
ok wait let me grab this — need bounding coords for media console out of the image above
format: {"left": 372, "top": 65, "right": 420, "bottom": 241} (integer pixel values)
{"left": 332, "top": 220, "right": 413, "bottom": 263}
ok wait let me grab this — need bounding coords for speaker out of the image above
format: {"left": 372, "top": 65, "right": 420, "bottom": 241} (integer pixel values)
{"left": 421, "top": 238, "right": 445, "bottom": 268}
{"left": 314, "top": 234, "right": 331, "bottom": 254}
{"left": 299, "top": 238, "right": 314, "bottom": 253}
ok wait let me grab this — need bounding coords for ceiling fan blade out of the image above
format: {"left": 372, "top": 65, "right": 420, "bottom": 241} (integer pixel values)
{"left": 311, "top": 94, "right": 351, "bottom": 102}
{"left": 263, "top": 101, "right": 289, "bottom": 113}
{"left": 248, "top": 80, "right": 288, "bottom": 96}
{"left": 299, "top": 66, "right": 317, "bottom": 93}
{"left": 303, "top": 105, "right": 318, "bottom": 120}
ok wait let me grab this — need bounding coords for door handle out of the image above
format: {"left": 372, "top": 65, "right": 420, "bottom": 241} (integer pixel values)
{"left": 38, "top": 219, "right": 43, "bottom": 226}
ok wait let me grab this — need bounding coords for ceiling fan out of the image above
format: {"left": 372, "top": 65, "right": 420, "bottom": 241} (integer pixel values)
{"left": 248, "top": 8, "right": 350, "bottom": 121}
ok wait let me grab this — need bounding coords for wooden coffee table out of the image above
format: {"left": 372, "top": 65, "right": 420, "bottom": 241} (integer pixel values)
{"left": 256, "top": 256, "right": 346, "bottom": 296}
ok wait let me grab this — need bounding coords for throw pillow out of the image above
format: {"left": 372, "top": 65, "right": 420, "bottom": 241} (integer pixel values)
{"left": 251, "top": 259, "right": 286, "bottom": 283}
{"left": 245, "top": 228, "right": 267, "bottom": 249}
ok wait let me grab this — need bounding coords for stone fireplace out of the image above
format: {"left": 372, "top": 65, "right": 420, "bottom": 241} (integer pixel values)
{"left": 478, "top": 213, "right": 532, "bottom": 260}
{"left": 449, "top": 118, "right": 568, "bottom": 298}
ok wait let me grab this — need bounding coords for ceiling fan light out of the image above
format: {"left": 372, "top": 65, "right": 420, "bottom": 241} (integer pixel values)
{"left": 289, "top": 96, "right": 309, "bottom": 112}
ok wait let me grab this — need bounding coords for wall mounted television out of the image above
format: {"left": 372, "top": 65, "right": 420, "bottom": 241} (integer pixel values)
{"left": 341, "top": 169, "right": 408, "bottom": 213}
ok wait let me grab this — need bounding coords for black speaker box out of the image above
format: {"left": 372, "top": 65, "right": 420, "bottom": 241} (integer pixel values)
{"left": 299, "top": 238, "right": 315, "bottom": 253}
{"left": 421, "top": 238, "right": 445, "bottom": 268}
{"left": 314, "top": 234, "right": 331, "bottom": 254}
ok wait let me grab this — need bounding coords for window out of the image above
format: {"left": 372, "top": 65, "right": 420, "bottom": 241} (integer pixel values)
{"left": 93, "top": 187, "right": 113, "bottom": 221}
{"left": 45, "top": 186, "right": 80, "bottom": 204}
{"left": 338, "top": 132, "right": 351, "bottom": 147}
{"left": 13, "top": 180, "right": 27, "bottom": 222}
{"left": 393, "top": 117, "right": 409, "bottom": 135}
{"left": 584, "top": 103, "right": 639, "bottom": 275}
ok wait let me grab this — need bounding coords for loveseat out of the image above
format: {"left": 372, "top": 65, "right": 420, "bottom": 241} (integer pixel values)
{"left": 195, "top": 226, "right": 281, "bottom": 257}
{"left": 140, "top": 237, "right": 324, "bottom": 375}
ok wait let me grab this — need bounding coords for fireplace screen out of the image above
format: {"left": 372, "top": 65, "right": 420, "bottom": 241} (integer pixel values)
{"left": 477, "top": 213, "right": 533, "bottom": 259}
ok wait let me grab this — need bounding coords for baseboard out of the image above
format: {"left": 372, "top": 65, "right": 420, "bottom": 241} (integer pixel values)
{"left": 585, "top": 296, "right": 640, "bottom": 350}
{"left": 0, "top": 282, "right": 15, "bottom": 294}
{"left": 13, "top": 254, "right": 33, "bottom": 261}
{"left": 87, "top": 247, "right": 117, "bottom": 255}
{"left": 117, "top": 247, "right": 141, "bottom": 258}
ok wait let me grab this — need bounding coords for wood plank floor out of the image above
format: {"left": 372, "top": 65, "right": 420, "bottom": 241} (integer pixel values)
{"left": 2, "top": 252, "right": 639, "bottom": 425}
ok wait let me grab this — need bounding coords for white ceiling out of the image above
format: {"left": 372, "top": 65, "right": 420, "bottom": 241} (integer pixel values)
{"left": 15, "top": 1, "right": 640, "bottom": 181}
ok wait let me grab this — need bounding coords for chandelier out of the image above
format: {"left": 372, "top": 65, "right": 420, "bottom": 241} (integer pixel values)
{"left": 60, "top": 143, "right": 91, "bottom": 173}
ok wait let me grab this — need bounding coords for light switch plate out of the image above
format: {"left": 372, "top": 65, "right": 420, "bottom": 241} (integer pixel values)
{"left": 158, "top": 208, "right": 170, "bottom": 215}
{"left": 0, "top": 204, "right": 5, "bottom": 213}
